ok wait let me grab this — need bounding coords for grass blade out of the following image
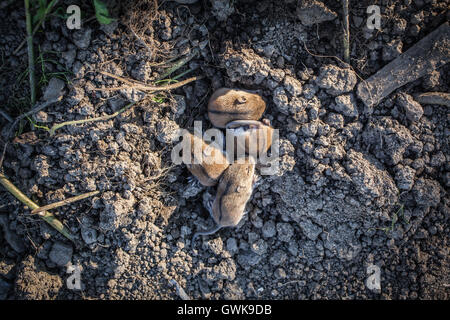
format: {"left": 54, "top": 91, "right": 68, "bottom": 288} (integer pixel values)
{"left": 0, "top": 173, "right": 74, "bottom": 242}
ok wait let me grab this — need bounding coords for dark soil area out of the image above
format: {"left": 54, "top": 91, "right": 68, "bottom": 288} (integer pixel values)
{"left": 0, "top": 0, "right": 448, "bottom": 300}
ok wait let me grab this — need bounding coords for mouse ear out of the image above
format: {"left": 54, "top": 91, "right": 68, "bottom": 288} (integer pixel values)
{"left": 236, "top": 96, "right": 247, "bottom": 104}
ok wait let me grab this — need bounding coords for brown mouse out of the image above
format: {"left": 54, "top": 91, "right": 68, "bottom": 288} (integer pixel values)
{"left": 207, "top": 88, "right": 266, "bottom": 128}
{"left": 185, "top": 132, "right": 230, "bottom": 187}
{"left": 226, "top": 119, "right": 274, "bottom": 159}
{"left": 192, "top": 157, "right": 256, "bottom": 245}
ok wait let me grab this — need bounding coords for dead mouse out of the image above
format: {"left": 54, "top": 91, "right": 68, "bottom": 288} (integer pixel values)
{"left": 192, "top": 157, "right": 256, "bottom": 246}
{"left": 226, "top": 119, "right": 274, "bottom": 158}
{"left": 207, "top": 88, "right": 266, "bottom": 128}
{"left": 185, "top": 131, "right": 230, "bottom": 187}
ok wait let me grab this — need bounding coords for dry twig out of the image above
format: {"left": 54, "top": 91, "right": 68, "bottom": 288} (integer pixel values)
{"left": 98, "top": 72, "right": 203, "bottom": 93}
{"left": 31, "top": 190, "right": 100, "bottom": 214}
{"left": 342, "top": 0, "right": 350, "bottom": 63}
{"left": 49, "top": 101, "right": 137, "bottom": 136}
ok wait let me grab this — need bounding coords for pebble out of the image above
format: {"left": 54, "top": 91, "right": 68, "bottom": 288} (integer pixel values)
{"left": 49, "top": 242, "right": 73, "bottom": 267}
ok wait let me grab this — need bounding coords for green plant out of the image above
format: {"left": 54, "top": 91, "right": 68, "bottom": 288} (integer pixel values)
{"left": 381, "top": 203, "right": 408, "bottom": 234}
{"left": 0, "top": 173, "right": 74, "bottom": 241}
{"left": 26, "top": 115, "right": 50, "bottom": 132}
{"left": 17, "top": 48, "right": 72, "bottom": 93}
{"left": 152, "top": 94, "right": 166, "bottom": 104}
{"left": 36, "top": 48, "right": 73, "bottom": 87}
{"left": 32, "top": 0, "right": 58, "bottom": 25}
{"left": 368, "top": 202, "right": 409, "bottom": 235}
{"left": 93, "top": 0, "right": 114, "bottom": 25}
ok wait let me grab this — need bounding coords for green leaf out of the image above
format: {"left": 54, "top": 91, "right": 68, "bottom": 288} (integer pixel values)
{"left": 93, "top": 0, "right": 114, "bottom": 25}
{"left": 32, "top": 0, "right": 47, "bottom": 25}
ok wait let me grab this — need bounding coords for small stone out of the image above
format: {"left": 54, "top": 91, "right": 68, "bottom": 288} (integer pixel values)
{"left": 316, "top": 65, "right": 357, "bottom": 96}
{"left": 43, "top": 77, "right": 65, "bottom": 102}
{"left": 263, "top": 44, "right": 276, "bottom": 58}
{"left": 250, "top": 239, "right": 268, "bottom": 256}
{"left": 269, "top": 250, "right": 288, "bottom": 266}
{"left": 276, "top": 56, "right": 285, "bottom": 68}
{"left": 273, "top": 87, "right": 290, "bottom": 115}
{"left": 396, "top": 93, "right": 423, "bottom": 122}
{"left": 207, "top": 238, "right": 224, "bottom": 255}
{"left": 81, "top": 226, "right": 97, "bottom": 245}
{"left": 211, "top": 0, "right": 235, "bottom": 21}
{"left": 226, "top": 238, "right": 238, "bottom": 255}
{"left": 171, "top": 95, "right": 186, "bottom": 118}
{"left": 156, "top": 119, "right": 180, "bottom": 144}
{"left": 412, "top": 178, "right": 441, "bottom": 207}
{"left": 430, "top": 152, "right": 446, "bottom": 168}
{"left": 334, "top": 94, "right": 359, "bottom": 117}
{"left": 275, "top": 268, "right": 287, "bottom": 279}
{"left": 49, "top": 242, "right": 73, "bottom": 267}
{"left": 62, "top": 49, "right": 76, "bottom": 67}
{"left": 296, "top": 0, "right": 337, "bottom": 26}
{"left": 288, "top": 242, "right": 299, "bottom": 256}
{"left": 262, "top": 220, "right": 276, "bottom": 238}
{"left": 276, "top": 223, "right": 294, "bottom": 242}
{"left": 298, "top": 219, "right": 322, "bottom": 241}
{"left": 237, "top": 252, "right": 262, "bottom": 268}
{"left": 302, "top": 122, "right": 318, "bottom": 137}
{"left": 326, "top": 113, "right": 344, "bottom": 129}
{"left": 284, "top": 76, "right": 303, "bottom": 97}
{"left": 394, "top": 165, "right": 415, "bottom": 191}
{"left": 67, "top": 87, "right": 84, "bottom": 106}
{"left": 72, "top": 28, "right": 92, "bottom": 49}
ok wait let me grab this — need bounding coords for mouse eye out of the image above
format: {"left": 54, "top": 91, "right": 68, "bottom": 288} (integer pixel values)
{"left": 236, "top": 96, "right": 247, "bottom": 104}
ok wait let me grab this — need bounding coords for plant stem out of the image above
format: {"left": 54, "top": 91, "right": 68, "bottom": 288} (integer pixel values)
{"left": 31, "top": 190, "right": 100, "bottom": 214}
{"left": 97, "top": 74, "right": 203, "bottom": 92}
{"left": 158, "top": 50, "right": 198, "bottom": 80}
{"left": 24, "top": 0, "right": 36, "bottom": 105}
{"left": 49, "top": 101, "right": 136, "bottom": 136}
{"left": 14, "top": 0, "right": 59, "bottom": 55}
{"left": 0, "top": 173, "right": 74, "bottom": 241}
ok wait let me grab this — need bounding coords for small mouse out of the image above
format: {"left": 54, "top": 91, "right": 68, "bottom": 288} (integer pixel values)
{"left": 185, "top": 132, "right": 230, "bottom": 187}
{"left": 192, "top": 157, "right": 256, "bottom": 246}
{"left": 207, "top": 88, "right": 266, "bottom": 128}
{"left": 226, "top": 119, "right": 274, "bottom": 158}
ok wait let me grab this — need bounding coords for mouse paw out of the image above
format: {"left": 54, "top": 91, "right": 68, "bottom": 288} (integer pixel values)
{"left": 187, "top": 176, "right": 200, "bottom": 187}
{"left": 202, "top": 190, "right": 214, "bottom": 210}
{"left": 204, "top": 198, "right": 214, "bottom": 216}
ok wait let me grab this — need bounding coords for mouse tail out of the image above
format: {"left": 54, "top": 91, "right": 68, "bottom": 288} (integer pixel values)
{"left": 191, "top": 225, "right": 223, "bottom": 248}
